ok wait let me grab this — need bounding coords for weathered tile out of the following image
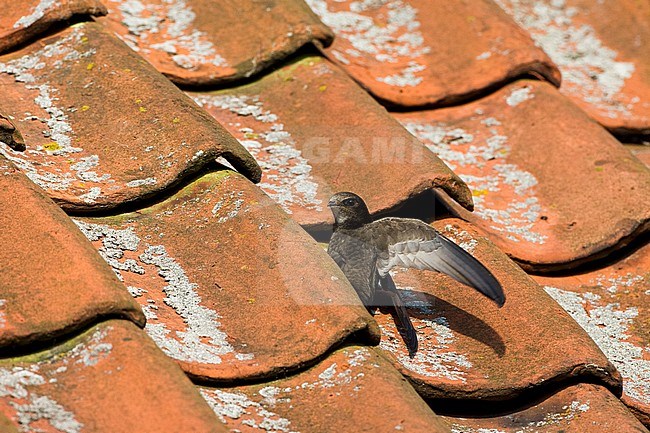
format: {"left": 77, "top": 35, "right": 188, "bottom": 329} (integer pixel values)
{"left": 76, "top": 170, "right": 380, "bottom": 382}
{"left": 394, "top": 80, "right": 650, "bottom": 271}
{"left": 100, "top": 0, "right": 333, "bottom": 86}
{"left": 0, "top": 21, "right": 260, "bottom": 212}
{"left": 0, "top": 156, "right": 144, "bottom": 350}
{"left": 0, "top": 0, "right": 106, "bottom": 54}
{"left": 496, "top": 0, "right": 650, "bottom": 135}
{"left": 200, "top": 346, "right": 451, "bottom": 433}
{"left": 305, "top": 0, "right": 560, "bottom": 107}
{"left": 189, "top": 56, "right": 472, "bottom": 229}
{"left": 0, "top": 320, "right": 226, "bottom": 433}
{"left": 371, "top": 219, "right": 621, "bottom": 400}
{"left": 443, "top": 384, "right": 649, "bottom": 433}
{"left": 535, "top": 241, "right": 650, "bottom": 426}
{"left": 627, "top": 144, "right": 650, "bottom": 169}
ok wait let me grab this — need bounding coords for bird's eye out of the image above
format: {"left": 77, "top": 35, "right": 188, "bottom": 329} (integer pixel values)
{"left": 342, "top": 198, "right": 357, "bottom": 206}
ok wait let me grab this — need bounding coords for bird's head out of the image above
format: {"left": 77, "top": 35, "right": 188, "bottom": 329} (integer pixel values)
{"left": 328, "top": 192, "right": 371, "bottom": 229}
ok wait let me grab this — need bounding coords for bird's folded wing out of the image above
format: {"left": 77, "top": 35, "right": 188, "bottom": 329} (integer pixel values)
{"left": 374, "top": 218, "right": 505, "bottom": 307}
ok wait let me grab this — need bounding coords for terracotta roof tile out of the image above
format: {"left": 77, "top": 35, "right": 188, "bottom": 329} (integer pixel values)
{"left": 0, "top": 0, "right": 106, "bottom": 54}
{"left": 627, "top": 144, "right": 650, "bottom": 169}
{"left": 0, "top": 320, "right": 226, "bottom": 432}
{"left": 189, "top": 56, "right": 472, "bottom": 229}
{"left": 1, "top": 2, "right": 648, "bottom": 430}
{"left": 496, "top": 0, "right": 650, "bottom": 135}
{"left": 393, "top": 80, "right": 650, "bottom": 271}
{"left": 0, "top": 157, "right": 144, "bottom": 350}
{"left": 76, "top": 170, "right": 379, "bottom": 382}
{"left": 0, "top": 21, "right": 260, "bottom": 212}
{"left": 443, "top": 383, "right": 649, "bottom": 433}
{"left": 534, "top": 241, "right": 650, "bottom": 425}
{"left": 370, "top": 219, "right": 620, "bottom": 400}
{"left": 200, "top": 346, "right": 450, "bottom": 433}
{"left": 305, "top": 0, "right": 560, "bottom": 107}
{"left": 100, "top": 0, "right": 333, "bottom": 86}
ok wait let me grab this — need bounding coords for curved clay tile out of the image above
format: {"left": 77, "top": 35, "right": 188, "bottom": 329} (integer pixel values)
{"left": 394, "top": 80, "right": 650, "bottom": 271}
{"left": 0, "top": 156, "right": 144, "bottom": 350}
{"left": 370, "top": 219, "right": 621, "bottom": 401}
{"left": 189, "top": 56, "right": 472, "bottom": 230}
{"left": 100, "top": 0, "right": 333, "bottom": 86}
{"left": 535, "top": 242, "right": 650, "bottom": 427}
{"left": 496, "top": 0, "right": 650, "bottom": 136}
{"left": 200, "top": 346, "right": 450, "bottom": 433}
{"left": 305, "top": 0, "right": 560, "bottom": 107}
{"left": 76, "top": 170, "right": 380, "bottom": 382}
{"left": 0, "top": 0, "right": 106, "bottom": 54}
{"left": 443, "top": 383, "right": 649, "bottom": 433}
{"left": 0, "top": 21, "right": 260, "bottom": 212}
{"left": 0, "top": 320, "right": 227, "bottom": 433}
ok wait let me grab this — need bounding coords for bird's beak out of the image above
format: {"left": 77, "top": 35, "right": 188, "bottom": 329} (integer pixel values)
{"left": 327, "top": 199, "right": 337, "bottom": 208}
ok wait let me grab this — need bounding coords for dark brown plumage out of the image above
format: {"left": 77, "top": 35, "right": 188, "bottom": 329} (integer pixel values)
{"left": 327, "top": 192, "right": 505, "bottom": 356}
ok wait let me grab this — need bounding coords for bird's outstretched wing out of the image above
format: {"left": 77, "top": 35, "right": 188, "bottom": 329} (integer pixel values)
{"left": 371, "top": 218, "right": 505, "bottom": 307}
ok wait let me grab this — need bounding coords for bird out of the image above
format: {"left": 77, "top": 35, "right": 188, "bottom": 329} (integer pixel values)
{"left": 327, "top": 192, "right": 505, "bottom": 357}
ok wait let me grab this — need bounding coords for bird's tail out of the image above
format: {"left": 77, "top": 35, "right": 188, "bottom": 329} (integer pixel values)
{"left": 375, "top": 284, "right": 418, "bottom": 357}
{"left": 391, "top": 291, "right": 418, "bottom": 358}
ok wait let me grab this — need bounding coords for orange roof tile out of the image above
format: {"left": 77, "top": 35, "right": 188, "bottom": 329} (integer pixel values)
{"left": 394, "top": 80, "right": 650, "bottom": 271}
{"left": 0, "top": 157, "right": 144, "bottom": 350}
{"left": 190, "top": 55, "right": 472, "bottom": 229}
{"left": 0, "top": 1, "right": 648, "bottom": 431}
{"left": 200, "top": 346, "right": 450, "bottom": 433}
{"left": 443, "top": 383, "right": 649, "bottom": 433}
{"left": 0, "top": 0, "right": 106, "bottom": 54}
{"left": 76, "top": 170, "right": 379, "bottom": 382}
{"left": 0, "top": 320, "right": 226, "bottom": 432}
{"left": 496, "top": 0, "right": 650, "bottom": 135}
{"left": 534, "top": 241, "right": 650, "bottom": 425}
{"left": 306, "top": 0, "right": 560, "bottom": 107}
{"left": 0, "top": 21, "right": 260, "bottom": 212}
{"left": 101, "top": 0, "right": 333, "bottom": 86}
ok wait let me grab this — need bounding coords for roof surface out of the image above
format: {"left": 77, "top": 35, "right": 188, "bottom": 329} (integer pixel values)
{"left": 0, "top": 1, "right": 649, "bottom": 432}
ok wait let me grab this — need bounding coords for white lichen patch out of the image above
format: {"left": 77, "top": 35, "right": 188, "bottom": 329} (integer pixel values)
{"left": 107, "top": 0, "right": 227, "bottom": 70}
{"left": 201, "top": 348, "right": 373, "bottom": 430}
{"left": 451, "top": 426, "right": 507, "bottom": 433}
{"left": 286, "top": 347, "right": 372, "bottom": 394}
{"left": 0, "top": 26, "right": 113, "bottom": 199}
{"left": 13, "top": 0, "right": 58, "bottom": 29}
{"left": 442, "top": 224, "right": 478, "bottom": 254}
{"left": 378, "top": 286, "right": 472, "bottom": 382}
{"left": 193, "top": 94, "right": 322, "bottom": 214}
{"left": 0, "top": 326, "right": 115, "bottom": 433}
{"left": 305, "top": 0, "right": 430, "bottom": 87}
{"left": 200, "top": 388, "right": 297, "bottom": 433}
{"left": 73, "top": 219, "right": 254, "bottom": 365}
{"left": 403, "top": 114, "right": 547, "bottom": 244}
{"left": 211, "top": 190, "right": 251, "bottom": 224}
{"left": 451, "top": 400, "right": 589, "bottom": 432}
{"left": 494, "top": 0, "right": 637, "bottom": 118}
{"left": 126, "top": 177, "right": 157, "bottom": 187}
{"left": 505, "top": 85, "right": 534, "bottom": 107}
{"left": 544, "top": 285, "right": 650, "bottom": 404}
{"left": 592, "top": 273, "right": 645, "bottom": 295}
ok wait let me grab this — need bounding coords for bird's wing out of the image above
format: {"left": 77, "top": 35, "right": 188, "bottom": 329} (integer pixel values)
{"left": 372, "top": 218, "right": 505, "bottom": 307}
